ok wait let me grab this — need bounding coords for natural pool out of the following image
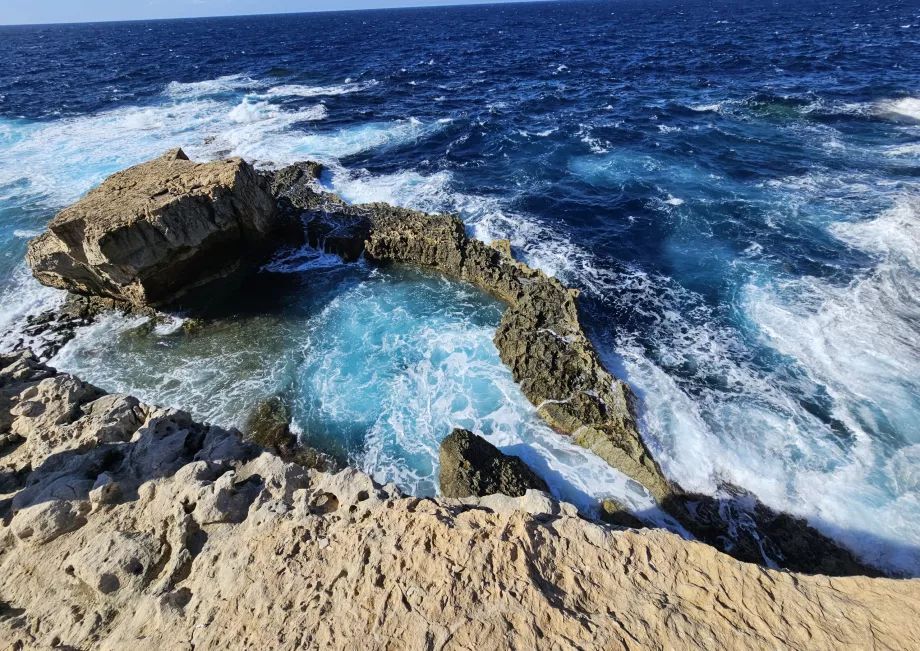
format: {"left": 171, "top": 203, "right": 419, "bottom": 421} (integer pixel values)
{"left": 51, "top": 249, "right": 667, "bottom": 522}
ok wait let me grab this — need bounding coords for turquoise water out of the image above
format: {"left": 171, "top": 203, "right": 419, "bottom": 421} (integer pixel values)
{"left": 50, "top": 257, "right": 668, "bottom": 521}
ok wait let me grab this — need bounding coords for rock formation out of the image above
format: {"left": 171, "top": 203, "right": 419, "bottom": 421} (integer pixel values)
{"left": 0, "top": 352, "right": 918, "bottom": 650}
{"left": 19, "top": 154, "right": 877, "bottom": 575}
{"left": 26, "top": 149, "right": 300, "bottom": 308}
{"left": 438, "top": 428, "right": 549, "bottom": 498}
{"left": 274, "top": 162, "right": 671, "bottom": 504}
{"left": 270, "top": 161, "right": 875, "bottom": 576}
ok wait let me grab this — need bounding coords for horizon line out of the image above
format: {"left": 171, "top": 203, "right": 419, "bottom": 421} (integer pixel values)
{"left": 0, "top": 0, "right": 573, "bottom": 28}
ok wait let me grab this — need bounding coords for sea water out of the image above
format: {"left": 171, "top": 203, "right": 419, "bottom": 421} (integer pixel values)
{"left": 1, "top": 0, "right": 919, "bottom": 573}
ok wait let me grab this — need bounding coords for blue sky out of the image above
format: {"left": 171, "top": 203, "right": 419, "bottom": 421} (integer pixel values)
{"left": 2, "top": 0, "right": 553, "bottom": 26}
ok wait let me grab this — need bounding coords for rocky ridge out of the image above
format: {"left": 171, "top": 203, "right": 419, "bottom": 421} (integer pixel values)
{"left": 0, "top": 351, "right": 918, "bottom": 650}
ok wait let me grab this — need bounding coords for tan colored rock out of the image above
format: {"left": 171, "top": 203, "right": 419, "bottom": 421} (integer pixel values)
{"left": 26, "top": 148, "right": 296, "bottom": 307}
{"left": 0, "top": 361, "right": 918, "bottom": 650}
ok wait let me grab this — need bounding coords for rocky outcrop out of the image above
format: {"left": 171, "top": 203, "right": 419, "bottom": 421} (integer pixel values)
{"left": 272, "top": 162, "right": 672, "bottom": 505}
{"left": 438, "top": 428, "right": 549, "bottom": 498}
{"left": 0, "top": 356, "right": 918, "bottom": 650}
{"left": 270, "top": 162, "right": 874, "bottom": 575}
{"left": 26, "top": 149, "right": 300, "bottom": 308}
{"left": 18, "top": 155, "right": 874, "bottom": 576}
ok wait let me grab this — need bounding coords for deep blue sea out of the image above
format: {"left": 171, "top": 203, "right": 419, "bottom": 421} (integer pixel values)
{"left": 2, "top": 0, "right": 920, "bottom": 574}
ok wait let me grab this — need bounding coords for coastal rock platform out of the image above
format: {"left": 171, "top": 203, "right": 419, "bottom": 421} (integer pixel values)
{"left": 0, "top": 351, "right": 918, "bottom": 650}
{"left": 20, "top": 153, "right": 880, "bottom": 576}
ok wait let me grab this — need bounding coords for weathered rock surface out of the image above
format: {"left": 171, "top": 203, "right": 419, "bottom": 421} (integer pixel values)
{"left": 439, "top": 428, "right": 549, "bottom": 498}
{"left": 26, "top": 148, "right": 298, "bottom": 308}
{"left": 0, "top": 358, "right": 918, "bottom": 650}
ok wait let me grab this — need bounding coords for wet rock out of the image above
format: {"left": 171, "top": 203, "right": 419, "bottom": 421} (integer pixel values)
{"left": 439, "top": 428, "right": 549, "bottom": 498}
{"left": 271, "top": 161, "right": 370, "bottom": 261}
{"left": 599, "top": 498, "right": 647, "bottom": 529}
{"left": 662, "top": 489, "right": 876, "bottom": 577}
{"left": 243, "top": 396, "right": 295, "bottom": 452}
{"left": 242, "top": 396, "right": 337, "bottom": 472}
{"left": 26, "top": 148, "right": 299, "bottom": 308}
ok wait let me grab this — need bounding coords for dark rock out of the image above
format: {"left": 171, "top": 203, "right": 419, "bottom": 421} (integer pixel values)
{"left": 243, "top": 396, "right": 295, "bottom": 452}
{"left": 439, "top": 428, "right": 549, "bottom": 499}
{"left": 662, "top": 489, "right": 878, "bottom": 577}
{"left": 599, "top": 498, "right": 647, "bottom": 529}
{"left": 271, "top": 162, "right": 370, "bottom": 262}
{"left": 241, "top": 396, "right": 337, "bottom": 472}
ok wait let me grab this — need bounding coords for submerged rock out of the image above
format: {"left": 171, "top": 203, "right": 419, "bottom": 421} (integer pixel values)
{"left": 439, "top": 428, "right": 549, "bottom": 498}
{"left": 27, "top": 148, "right": 300, "bottom": 308}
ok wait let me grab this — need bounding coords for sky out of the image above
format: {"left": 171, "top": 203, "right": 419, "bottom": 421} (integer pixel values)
{"left": 1, "top": 0, "right": 555, "bottom": 26}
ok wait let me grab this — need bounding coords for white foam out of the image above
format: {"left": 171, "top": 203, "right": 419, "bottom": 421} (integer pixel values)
{"left": 261, "top": 79, "right": 377, "bottom": 98}
{"left": 689, "top": 103, "right": 722, "bottom": 112}
{"left": 297, "top": 274, "right": 678, "bottom": 526}
{"left": 0, "top": 263, "right": 64, "bottom": 354}
{"left": 165, "top": 74, "right": 260, "bottom": 98}
{"left": 877, "top": 97, "right": 920, "bottom": 122}
{"left": 0, "top": 93, "right": 447, "bottom": 209}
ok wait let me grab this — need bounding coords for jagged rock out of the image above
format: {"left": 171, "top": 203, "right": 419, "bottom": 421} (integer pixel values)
{"left": 0, "top": 351, "right": 55, "bottom": 436}
{"left": 439, "top": 428, "right": 549, "bottom": 498}
{"left": 271, "top": 161, "right": 370, "bottom": 261}
{"left": 26, "top": 148, "right": 300, "bottom": 308}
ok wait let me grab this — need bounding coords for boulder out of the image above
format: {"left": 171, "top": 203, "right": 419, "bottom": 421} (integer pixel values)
{"left": 438, "top": 428, "right": 549, "bottom": 498}
{"left": 27, "top": 148, "right": 300, "bottom": 308}
{"left": 243, "top": 396, "right": 294, "bottom": 452}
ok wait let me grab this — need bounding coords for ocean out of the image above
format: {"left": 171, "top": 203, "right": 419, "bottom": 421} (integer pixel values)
{"left": 1, "top": 0, "right": 919, "bottom": 574}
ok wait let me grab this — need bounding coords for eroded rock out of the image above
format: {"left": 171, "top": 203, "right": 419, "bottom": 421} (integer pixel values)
{"left": 27, "top": 148, "right": 300, "bottom": 308}
{"left": 0, "top": 353, "right": 916, "bottom": 650}
{"left": 439, "top": 428, "right": 549, "bottom": 498}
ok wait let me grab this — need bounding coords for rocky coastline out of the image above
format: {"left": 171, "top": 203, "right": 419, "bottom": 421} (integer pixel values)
{"left": 1, "top": 350, "right": 919, "bottom": 649}
{"left": 14, "top": 149, "right": 883, "bottom": 577}
{"left": 2, "top": 149, "right": 919, "bottom": 647}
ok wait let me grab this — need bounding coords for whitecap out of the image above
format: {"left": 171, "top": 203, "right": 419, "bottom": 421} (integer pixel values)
{"left": 261, "top": 79, "right": 377, "bottom": 98}
{"left": 164, "top": 74, "right": 260, "bottom": 98}
{"left": 689, "top": 103, "right": 722, "bottom": 112}
{"left": 877, "top": 97, "right": 920, "bottom": 122}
